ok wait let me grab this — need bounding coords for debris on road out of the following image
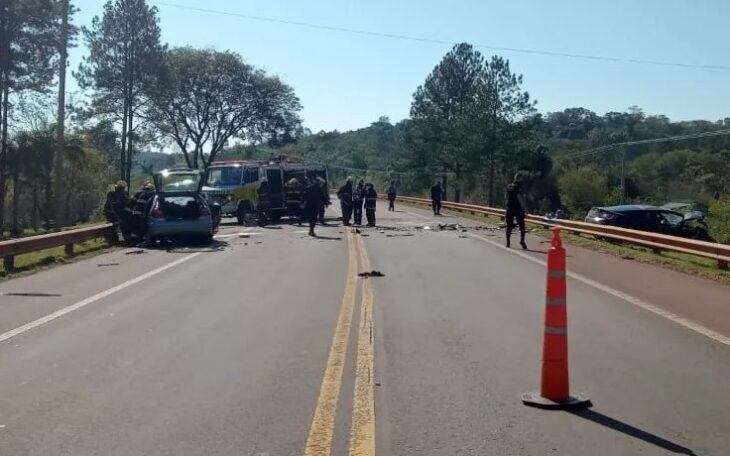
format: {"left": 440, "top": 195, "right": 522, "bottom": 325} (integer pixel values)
{"left": 97, "top": 263, "right": 120, "bottom": 267}
{"left": 239, "top": 233, "right": 250, "bottom": 238}
{"left": 386, "top": 233, "right": 415, "bottom": 237}
{"left": 125, "top": 249, "right": 145, "bottom": 255}
{"left": 358, "top": 270, "right": 385, "bottom": 278}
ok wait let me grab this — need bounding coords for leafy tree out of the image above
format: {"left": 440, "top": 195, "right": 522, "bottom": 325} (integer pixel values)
{"left": 558, "top": 166, "right": 608, "bottom": 215}
{"left": 0, "top": 0, "right": 66, "bottom": 233}
{"left": 76, "top": 0, "right": 164, "bottom": 184}
{"left": 409, "top": 43, "right": 484, "bottom": 201}
{"left": 150, "top": 47, "right": 301, "bottom": 169}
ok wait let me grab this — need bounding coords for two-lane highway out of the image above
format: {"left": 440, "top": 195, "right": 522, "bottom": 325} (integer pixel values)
{"left": 0, "top": 201, "right": 728, "bottom": 455}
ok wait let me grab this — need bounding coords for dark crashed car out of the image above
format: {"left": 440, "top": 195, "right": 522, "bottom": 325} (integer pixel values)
{"left": 585, "top": 204, "right": 711, "bottom": 240}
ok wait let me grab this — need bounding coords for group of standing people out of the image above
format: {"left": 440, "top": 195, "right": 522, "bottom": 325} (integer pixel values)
{"left": 337, "top": 178, "right": 388, "bottom": 227}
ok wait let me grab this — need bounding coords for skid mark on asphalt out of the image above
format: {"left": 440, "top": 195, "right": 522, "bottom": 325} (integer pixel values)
{"left": 304, "top": 231, "right": 358, "bottom": 455}
{"left": 469, "top": 233, "right": 730, "bottom": 347}
{"left": 351, "top": 234, "right": 376, "bottom": 456}
{"left": 0, "top": 253, "right": 202, "bottom": 344}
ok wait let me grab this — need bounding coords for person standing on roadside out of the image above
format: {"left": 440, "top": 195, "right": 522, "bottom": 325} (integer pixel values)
{"left": 104, "top": 180, "right": 129, "bottom": 223}
{"left": 387, "top": 181, "right": 397, "bottom": 212}
{"left": 303, "top": 178, "right": 325, "bottom": 236}
{"left": 353, "top": 180, "right": 365, "bottom": 225}
{"left": 337, "top": 177, "right": 354, "bottom": 225}
{"left": 431, "top": 181, "right": 444, "bottom": 215}
{"left": 364, "top": 183, "right": 378, "bottom": 226}
{"left": 505, "top": 172, "right": 529, "bottom": 250}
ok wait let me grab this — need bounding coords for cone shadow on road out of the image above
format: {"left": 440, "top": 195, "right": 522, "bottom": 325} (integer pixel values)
{"left": 569, "top": 409, "right": 697, "bottom": 455}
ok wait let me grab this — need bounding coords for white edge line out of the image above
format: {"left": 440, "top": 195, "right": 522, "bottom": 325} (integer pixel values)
{"left": 0, "top": 252, "right": 202, "bottom": 344}
{"left": 468, "top": 232, "right": 730, "bottom": 347}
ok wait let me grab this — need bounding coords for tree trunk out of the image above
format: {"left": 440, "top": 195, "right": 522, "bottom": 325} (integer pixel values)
{"left": 0, "top": 82, "right": 9, "bottom": 235}
{"left": 10, "top": 157, "right": 19, "bottom": 236}
{"left": 32, "top": 184, "right": 38, "bottom": 231}
{"left": 126, "top": 92, "right": 133, "bottom": 183}
{"left": 120, "top": 98, "right": 128, "bottom": 184}
{"left": 54, "top": 0, "right": 70, "bottom": 228}
{"left": 442, "top": 165, "right": 448, "bottom": 201}
{"left": 43, "top": 177, "right": 52, "bottom": 230}
{"left": 454, "top": 161, "right": 461, "bottom": 203}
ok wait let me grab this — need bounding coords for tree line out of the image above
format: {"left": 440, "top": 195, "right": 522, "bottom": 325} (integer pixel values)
{"left": 0, "top": 0, "right": 302, "bottom": 237}
{"left": 274, "top": 43, "right": 729, "bottom": 234}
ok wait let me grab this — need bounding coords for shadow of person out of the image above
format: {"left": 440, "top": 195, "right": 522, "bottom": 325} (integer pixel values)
{"left": 569, "top": 409, "right": 697, "bottom": 455}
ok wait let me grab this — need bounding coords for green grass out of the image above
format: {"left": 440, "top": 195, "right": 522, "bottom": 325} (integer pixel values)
{"left": 430, "top": 204, "right": 730, "bottom": 286}
{"left": 0, "top": 238, "right": 114, "bottom": 281}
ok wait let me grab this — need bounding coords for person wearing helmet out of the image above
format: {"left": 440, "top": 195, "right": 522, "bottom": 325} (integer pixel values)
{"left": 303, "top": 177, "right": 325, "bottom": 236}
{"left": 337, "top": 177, "right": 354, "bottom": 226}
{"left": 353, "top": 180, "right": 365, "bottom": 225}
{"left": 104, "top": 180, "right": 129, "bottom": 223}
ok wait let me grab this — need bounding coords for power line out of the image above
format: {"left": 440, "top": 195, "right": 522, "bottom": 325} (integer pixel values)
{"left": 556, "top": 128, "right": 730, "bottom": 162}
{"left": 151, "top": 1, "right": 730, "bottom": 71}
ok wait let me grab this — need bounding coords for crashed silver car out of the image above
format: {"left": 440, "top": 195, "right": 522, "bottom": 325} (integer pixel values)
{"left": 145, "top": 169, "right": 219, "bottom": 244}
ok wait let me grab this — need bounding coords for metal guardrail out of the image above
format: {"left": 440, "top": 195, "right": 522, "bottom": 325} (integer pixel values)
{"left": 0, "top": 223, "right": 118, "bottom": 271}
{"left": 396, "top": 196, "right": 730, "bottom": 270}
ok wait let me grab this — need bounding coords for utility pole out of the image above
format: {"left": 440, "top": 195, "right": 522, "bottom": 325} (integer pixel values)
{"left": 54, "top": 0, "right": 70, "bottom": 228}
{"left": 619, "top": 147, "right": 626, "bottom": 204}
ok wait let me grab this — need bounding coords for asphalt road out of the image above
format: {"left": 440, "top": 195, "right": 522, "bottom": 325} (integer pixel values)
{"left": 0, "top": 200, "right": 728, "bottom": 455}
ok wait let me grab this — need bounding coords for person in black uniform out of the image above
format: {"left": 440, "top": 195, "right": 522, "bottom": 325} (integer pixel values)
{"left": 505, "top": 172, "right": 529, "bottom": 249}
{"left": 364, "top": 183, "right": 377, "bottom": 227}
{"left": 303, "top": 178, "right": 325, "bottom": 236}
{"left": 387, "top": 181, "right": 397, "bottom": 211}
{"left": 104, "top": 180, "right": 129, "bottom": 223}
{"left": 353, "top": 180, "right": 364, "bottom": 225}
{"left": 431, "top": 181, "right": 444, "bottom": 215}
{"left": 337, "top": 178, "right": 354, "bottom": 226}
{"left": 256, "top": 179, "right": 270, "bottom": 225}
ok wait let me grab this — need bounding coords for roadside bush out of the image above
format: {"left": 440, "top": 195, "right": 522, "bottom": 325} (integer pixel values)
{"left": 708, "top": 198, "right": 730, "bottom": 244}
{"left": 558, "top": 166, "right": 608, "bottom": 216}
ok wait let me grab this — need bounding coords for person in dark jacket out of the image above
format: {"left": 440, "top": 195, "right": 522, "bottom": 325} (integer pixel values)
{"left": 317, "top": 177, "right": 330, "bottom": 224}
{"left": 304, "top": 178, "right": 325, "bottom": 236}
{"left": 337, "top": 178, "right": 354, "bottom": 226}
{"left": 364, "top": 183, "right": 378, "bottom": 227}
{"left": 104, "top": 180, "right": 129, "bottom": 223}
{"left": 505, "top": 172, "right": 528, "bottom": 249}
{"left": 353, "top": 180, "right": 365, "bottom": 225}
{"left": 431, "top": 181, "right": 444, "bottom": 215}
{"left": 387, "top": 181, "right": 397, "bottom": 211}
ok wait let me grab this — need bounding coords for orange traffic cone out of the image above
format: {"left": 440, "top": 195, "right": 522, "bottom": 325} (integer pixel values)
{"left": 522, "top": 227, "right": 591, "bottom": 410}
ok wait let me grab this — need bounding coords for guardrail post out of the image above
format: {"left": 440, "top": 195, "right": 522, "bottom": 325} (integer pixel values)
{"left": 719, "top": 260, "right": 729, "bottom": 271}
{"left": 3, "top": 256, "right": 14, "bottom": 271}
{"left": 64, "top": 243, "right": 74, "bottom": 256}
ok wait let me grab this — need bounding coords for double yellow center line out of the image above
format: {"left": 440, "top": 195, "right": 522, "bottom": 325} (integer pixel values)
{"left": 304, "top": 231, "right": 377, "bottom": 456}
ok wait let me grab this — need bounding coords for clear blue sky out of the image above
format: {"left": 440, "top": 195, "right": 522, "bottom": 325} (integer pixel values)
{"left": 69, "top": 0, "right": 730, "bottom": 132}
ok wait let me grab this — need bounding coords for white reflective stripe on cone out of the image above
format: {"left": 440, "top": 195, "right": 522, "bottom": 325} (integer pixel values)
{"left": 545, "top": 326, "right": 567, "bottom": 335}
{"left": 546, "top": 297, "right": 566, "bottom": 306}
{"left": 547, "top": 270, "right": 566, "bottom": 278}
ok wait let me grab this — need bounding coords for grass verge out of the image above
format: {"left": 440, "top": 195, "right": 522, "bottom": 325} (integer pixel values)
{"left": 427, "top": 204, "right": 730, "bottom": 286}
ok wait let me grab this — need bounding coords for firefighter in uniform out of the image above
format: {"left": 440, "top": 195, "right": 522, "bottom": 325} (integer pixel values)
{"left": 104, "top": 180, "right": 129, "bottom": 223}
{"left": 353, "top": 180, "right": 364, "bottom": 225}
{"left": 505, "top": 172, "right": 528, "bottom": 250}
{"left": 364, "top": 183, "right": 377, "bottom": 227}
{"left": 431, "top": 181, "right": 444, "bottom": 215}
{"left": 337, "top": 178, "right": 354, "bottom": 226}
{"left": 304, "top": 178, "right": 325, "bottom": 236}
{"left": 387, "top": 181, "right": 397, "bottom": 211}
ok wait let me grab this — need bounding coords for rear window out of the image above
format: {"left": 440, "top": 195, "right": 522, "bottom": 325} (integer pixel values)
{"left": 159, "top": 173, "right": 200, "bottom": 192}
